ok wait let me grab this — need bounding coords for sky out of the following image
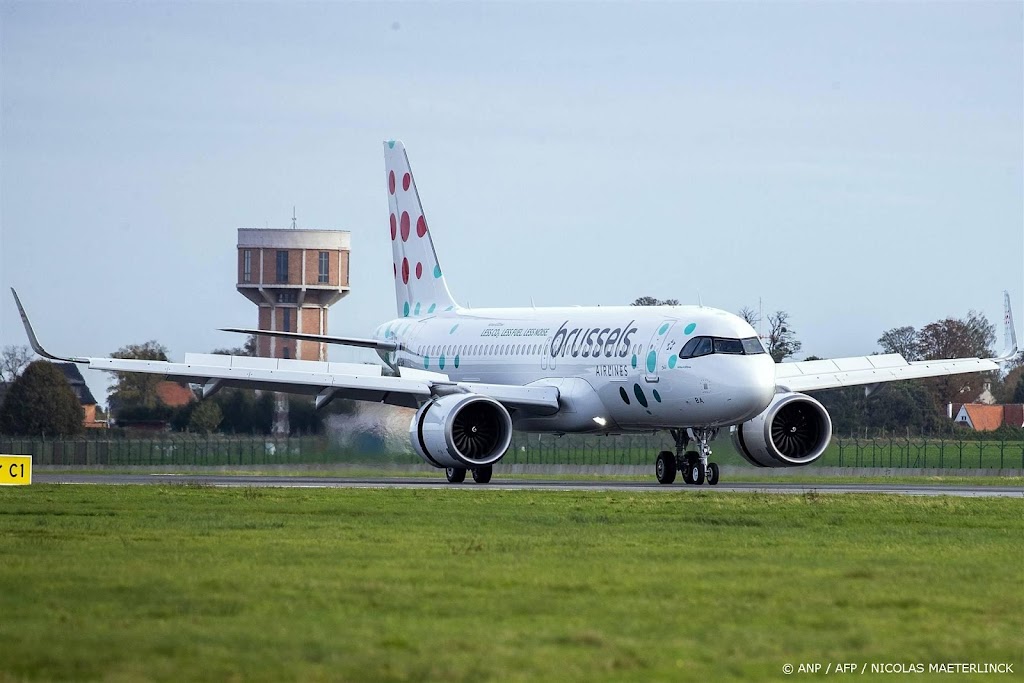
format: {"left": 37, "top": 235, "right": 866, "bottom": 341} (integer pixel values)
{"left": 1, "top": 1, "right": 1022, "bottom": 407}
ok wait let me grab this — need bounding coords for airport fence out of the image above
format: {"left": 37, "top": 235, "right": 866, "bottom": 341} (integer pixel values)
{"left": 1, "top": 432, "right": 1023, "bottom": 470}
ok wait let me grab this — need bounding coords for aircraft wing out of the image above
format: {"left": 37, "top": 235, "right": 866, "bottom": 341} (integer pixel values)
{"left": 777, "top": 291, "right": 1017, "bottom": 394}
{"left": 774, "top": 354, "right": 1001, "bottom": 394}
{"left": 89, "top": 354, "right": 560, "bottom": 411}
{"left": 11, "top": 289, "right": 559, "bottom": 413}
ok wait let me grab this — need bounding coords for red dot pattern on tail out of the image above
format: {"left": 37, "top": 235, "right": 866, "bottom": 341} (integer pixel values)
{"left": 416, "top": 216, "right": 427, "bottom": 237}
{"left": 400, "top": 212, "right": 410, "bottom": 241}
{"left": 390, "top": 214, "right": 397, "bottom": 240}
{"left": 388, "top": 171, "right": 396, "bottom": 195}
{"left": 401, "top": 258, "right": 409, "bottom": 284}
{"left": 402, "top": 173, "right": 411, "bottom": 191}
{"left": 415, "top": 262, "right": 423, "bottom": 279}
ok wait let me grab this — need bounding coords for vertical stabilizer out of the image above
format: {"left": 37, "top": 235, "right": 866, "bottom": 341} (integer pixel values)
{"left": 384, "top": 140, "right": 459, "bottom": 318}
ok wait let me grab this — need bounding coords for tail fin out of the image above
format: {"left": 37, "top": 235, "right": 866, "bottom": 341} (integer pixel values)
{"left": 384, "top": 140, "right": 458, "bottom": 318}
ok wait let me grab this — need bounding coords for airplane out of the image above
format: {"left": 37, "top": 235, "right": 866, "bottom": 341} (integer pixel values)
{"left": 12, "top": 140, "right": 1018, "bottom": 486}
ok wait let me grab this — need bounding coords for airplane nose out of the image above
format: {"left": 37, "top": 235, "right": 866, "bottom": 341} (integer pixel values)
{"left": 739, "top": 355, "right": 776, "bottom": 421}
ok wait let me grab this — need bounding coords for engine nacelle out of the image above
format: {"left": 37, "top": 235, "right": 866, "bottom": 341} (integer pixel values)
{"left": 409, "top": 394, "right": 513, "bottom": 469}
{"left": 731, "top": 392, "right": 832, "bottom": 467}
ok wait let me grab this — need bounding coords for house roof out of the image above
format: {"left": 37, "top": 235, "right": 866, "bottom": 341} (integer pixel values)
{"left": 55, "top": 362, "right": 97, "bottom": 406}
{"left": 962, "top": 404, "right": 1004, "bottom": 432}
{"left": 155, "top": 381, "right": 195, "bottom": 407}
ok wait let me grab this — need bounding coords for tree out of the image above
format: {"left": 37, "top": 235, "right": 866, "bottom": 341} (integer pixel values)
{"left": 0, "top": 360, "right": 83, "bottom": 436}
{"left": 765, "top": 311, "right": 801, "bottom": 362}
{"left": 211, "top": 335, "right": 257, "bottom": 357}
{"left": 917, "top": 312, "right": 996, "bottom": 408}
{"left": 187, "top": 401, "right": 223, "bottom": 433}
{"left": 877, "top": 326, "right": 919, "bottom": 360}
{"left": 917, "top": 311, "right": 994, "bottom": 361}
{"left": 1012, "top": 374, "right": 1024, "bottom": 404}
{"left": 109, "top": 341, "right": 169, "bottom": 409}
{"left": 0, "top": 345, "right": 33, "bottom": 383}
{"left": 631, "top": 296, "right": 680, "bottom": 306}
{"left": 737, "top": 307, "right": 760, "bottom": 328}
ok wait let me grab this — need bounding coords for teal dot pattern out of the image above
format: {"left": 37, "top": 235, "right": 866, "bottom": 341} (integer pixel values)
{"left": 434, "top": 265, "right": 443, "bottom": 278}
{"left": 450, "top": 324, "right": 459, "bottom": 334}
{"left": 684, "top": 323, "right": 696, "bottom": 335}
{"left": 439, "top": 355, "right": 446, "bottom": 370}
{"left": 658, "top": 323, "right": 669, "bottom": 335}
{"left": 646, "top": 350, "right": 657, "bottom": 373}
{"left": 631, "top": 354, "right": 637, "bottom": 369}
{"left": 414, "top": 302, "right": 421, "bottom": 315}
{"left": 403, "top": 302, "right": 410, "bottom": 317}
{"left": 423, "top": 356, "right": 429, "bottom": 368}
{"left": 428, "top": 304, "right": 436, "bottom": 313}
{"left": 454, "top": 355, "right": 460, "bottom": 369}
{"left": 668, "top": 355, "right": 677, "bottom": 369}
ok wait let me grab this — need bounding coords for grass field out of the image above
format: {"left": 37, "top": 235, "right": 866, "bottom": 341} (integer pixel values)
{"left": 1, "top": 486, "right": 1021, "bottom": 682}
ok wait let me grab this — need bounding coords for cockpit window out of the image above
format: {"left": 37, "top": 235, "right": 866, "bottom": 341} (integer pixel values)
{"left": 713, "top": 338, "right": 744, "bottom": 355}
{"left": 690, "top": 337, "right": 713, "bottom": 357}
{"left": 678, "top": 335, "right": 767, "bottom": 358}
{"left": 741, "top": 337, "right": 766, "bottom": 355}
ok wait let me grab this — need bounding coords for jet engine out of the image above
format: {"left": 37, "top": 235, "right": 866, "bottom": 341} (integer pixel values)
{"left": 731, "top": 392, "right": 832, "bottom": 467}
{"left": 409, "top": 394, "right": 513, "bottom": 468}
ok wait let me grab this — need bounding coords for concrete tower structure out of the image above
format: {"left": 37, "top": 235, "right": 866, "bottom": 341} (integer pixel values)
{"left": 236, "top": 228, "right": 351, "bottom": 362}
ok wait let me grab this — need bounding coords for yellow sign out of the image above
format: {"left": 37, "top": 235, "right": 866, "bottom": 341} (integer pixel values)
{"left": 0, "top": 455, "right": 32, "bottom": 485}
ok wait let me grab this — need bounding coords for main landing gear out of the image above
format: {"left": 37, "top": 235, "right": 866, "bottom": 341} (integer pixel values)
{"left": 445, "top": 466, "right": 492, "bottom": 484}
{"left": 656, "top": 429, "right": 720, "bottom": 486}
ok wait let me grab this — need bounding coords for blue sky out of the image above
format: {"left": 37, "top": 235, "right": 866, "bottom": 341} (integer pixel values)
{"left": 1, "top": 1, "right": 1021, "bottom": 406}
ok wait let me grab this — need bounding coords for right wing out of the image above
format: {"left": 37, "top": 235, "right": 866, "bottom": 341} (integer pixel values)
{"left": 776, "top": 291, "right": 1017, "bottom": 394}
{"left": 774, "top": 354, "right": 1002, "bottom": 394}
{"left": 11, "top": 289, "right": 558, "bottom": 413}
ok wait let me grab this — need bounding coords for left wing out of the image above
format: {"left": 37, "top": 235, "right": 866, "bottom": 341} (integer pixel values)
{"left": 776, "top": 292, "right": 1017, "bottom": 394}
{"left": 775, "top": 354, "right": 1001, "bottom": 394}
{"left": 11, "top": 289, "right": 559, "bottom": 413}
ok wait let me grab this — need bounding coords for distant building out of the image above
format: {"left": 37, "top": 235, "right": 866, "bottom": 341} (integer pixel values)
{"left": 55, "top": 363, "right": 104, "bottom": 428}
{"left": 952, "top": 403, "right": 1024, "bottom": 431}
{"left": 236, "top": 228, "right": 351, "bottom": 361}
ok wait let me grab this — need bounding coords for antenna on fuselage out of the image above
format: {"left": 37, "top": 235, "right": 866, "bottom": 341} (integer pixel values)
{"left": 530, "top": 296, "right": 536, "bottom": 310}
{"left": 697, "top": 292, "right": 703, "bottom": 308}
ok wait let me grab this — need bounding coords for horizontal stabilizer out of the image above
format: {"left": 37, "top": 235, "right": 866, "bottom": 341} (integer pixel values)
{"left": 220, "top": 327, "right": 398, "bottom": 352}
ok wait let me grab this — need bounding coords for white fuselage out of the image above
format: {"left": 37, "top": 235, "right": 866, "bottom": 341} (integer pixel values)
{"left": 374, "top": 304, "right": 777, "bottom": 433}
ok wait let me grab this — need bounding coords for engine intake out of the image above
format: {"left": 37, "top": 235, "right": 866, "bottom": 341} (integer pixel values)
{"left": 731, "top": 392, "right": 832, "bottom": 467}
{"left": 410, "top": 394, "right": 513, "bottom": 468}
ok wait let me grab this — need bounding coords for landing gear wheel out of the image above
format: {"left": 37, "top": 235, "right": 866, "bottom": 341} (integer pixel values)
{"left": 689, "top": 462, "right": 705, "bottom": 486}
{"left": 655, "top": 451, "right": 676, "bottom": 485}
{"left": 446, "top": 467, "right": 467, "bottom": 483}
{"left": 707, "top": 462, "right": 720, "bottom": 486}
{"left": 682, "top": 451, "right": 699, "bottom": 486}
{"left": 472, "top": 466, "right": 492, "bottom": 484}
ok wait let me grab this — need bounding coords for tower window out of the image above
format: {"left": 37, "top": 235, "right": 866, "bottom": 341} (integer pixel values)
{"left": 282, "top": 308, "right": 292, "bottom": 332}
{"left": 243, "top": 250, "right": 252, "bottom": 283}
{"left": 276, "top": 251, "right": 289, "bottom": 283}
{"left": 318, "top": 251, "right": 330, "bottom": 283}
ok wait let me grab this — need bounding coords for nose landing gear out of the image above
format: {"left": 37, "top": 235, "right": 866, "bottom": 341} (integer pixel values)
{"left": 658, "top": 428, "right": 720, "bottom": 486}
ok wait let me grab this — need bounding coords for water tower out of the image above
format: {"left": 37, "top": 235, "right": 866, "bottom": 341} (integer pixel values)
{"left": 236, "top": 222, "right": 351, "bottom": 433}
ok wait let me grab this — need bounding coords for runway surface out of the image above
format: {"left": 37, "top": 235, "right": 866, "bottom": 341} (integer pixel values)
{"left": 33, "top": 473, "right": 1024, "bottom": 497}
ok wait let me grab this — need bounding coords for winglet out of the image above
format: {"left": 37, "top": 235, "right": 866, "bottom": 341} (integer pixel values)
{"left": 995, "top": 290, "right": 1018, "bottom": 362}
{"left": 10, "top": 288, "right": 78, "bottom": 362}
